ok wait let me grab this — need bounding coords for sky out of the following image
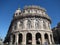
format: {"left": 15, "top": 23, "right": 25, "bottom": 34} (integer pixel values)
{"left": 0, "top": 0, "right": 60, "bottom": 40}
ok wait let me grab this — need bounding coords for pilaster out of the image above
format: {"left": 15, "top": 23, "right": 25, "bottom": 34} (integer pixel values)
{"left": 48, "top": 34, "right": 52, "bottom": 44}
{"left": 22, "top": 33, "right": 26, "bottom": 45}
{"left": 15, "top": 33, "right": 18, "bottom": 45}
{"left": 41, "top": 33, "right": 45, "bottom": 45}
{"left": 32, "top": 33, "right": 36, "bottom": 45}
{"left": 9, "top": 35, "right": 13, "bottom": 45}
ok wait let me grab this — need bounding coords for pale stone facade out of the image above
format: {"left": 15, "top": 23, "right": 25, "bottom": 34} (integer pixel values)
{"left": 4, "top": 5, "right": 54, "bottom": 45}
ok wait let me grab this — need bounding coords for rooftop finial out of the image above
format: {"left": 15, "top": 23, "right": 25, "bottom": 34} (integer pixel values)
{"left": 17, "top": 8, "right": 20, "bottom": 10}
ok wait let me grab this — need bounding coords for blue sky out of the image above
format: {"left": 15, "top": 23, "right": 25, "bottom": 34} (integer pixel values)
{"left": 0, "top": 0, "right": 60, "bottom": 40}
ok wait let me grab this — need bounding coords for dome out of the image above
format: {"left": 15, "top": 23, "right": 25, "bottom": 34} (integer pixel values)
{"left": 15, "top": 8, "right": 21, "bottom": 13}
{"left": 24, "top": 5, "right": 46, "bottom": 11}
{"left": 14, "top": 8, "right": 21, "bottom": 17}
{"left": 13, "top": 6, "right": 51, "bottom": 23}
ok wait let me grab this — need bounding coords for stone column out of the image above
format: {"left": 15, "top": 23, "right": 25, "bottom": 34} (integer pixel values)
{"left": 17, "top": 21, "right": 20, "bottom": 29}
{"left": 49, "top": 23, "right": 51, "bottom": 30}
{"left": 39, "top": 21, "right": 41, "bottom": 29}
{"left": 15, "top": 33, "right": 18, "bottom": 45}
{"left": 31, "top": 19, "right": 34, "bottom": 29}
{"left": 46, "top": 22, "right": 48, "bottom": 29}
{"left": 34, "top": 19, "right": 35, "bottom": 30}
{"left": 32, "top": 33, "right": 36, "bottom": 45}
{"left": 22, "top": 33, "right": 26, "bottom": 45}
{"left": 10, "top": 35, "right": 13, "bottom": 45}
{"left": 41, "top": 33, "right": 45, "bottom": 45}
{"left": 25, "top": 19, "right": 27, "bottom": 29}
{"left": 23, "top": 19, "right": 25, "bottom": 29}
{"left": 48, "top": 34, "right": 52, "bottom": 44}
{"left": 52, "top": 34, "right": 55, "bottom": 44}
{"left": 40, "top": 21, "right": 43, "bottom": 30}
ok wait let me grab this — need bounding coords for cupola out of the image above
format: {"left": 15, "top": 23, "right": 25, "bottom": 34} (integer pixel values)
{"left": 14, "top": 8, "right": 21, "bottom": 17}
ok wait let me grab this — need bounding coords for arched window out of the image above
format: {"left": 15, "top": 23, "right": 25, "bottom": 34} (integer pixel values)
{"left": 36, "top": 33, "right": 41, "bottom": 45}
{"left": 44, "top": 33, "right": 49, "bottom": 45}
{"left": 19, "top": 12, "right": 21, "bottom": 15}
{"left": 15, "top": 13, "right": 18, "bottom": 15}
{"left": 26, "top": 33, "right": 32, "bottom": 45}
{"left": 12, "top": 35, "right": 15, "bottom": 44}
{"left": 18, "top": 33, "right": 23, "bottom": 45}
{"left": 28, "top": 10, "right": 30, "bottom": 13}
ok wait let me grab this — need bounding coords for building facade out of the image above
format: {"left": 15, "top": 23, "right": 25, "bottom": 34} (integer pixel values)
{"left": 4, "top": 5, "right": 54, "bottom": 45}
{"left": 52, "top": 22, "right": 60, "bottom": 44}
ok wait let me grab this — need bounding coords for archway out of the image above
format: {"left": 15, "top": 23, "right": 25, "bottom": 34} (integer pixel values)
{"left": 18, "top": 33, "right": 23, "bottom": 45}
{"left": 26, "top": 33, "right": 32, "bottom": 45}
{"left": 44, "top": 33, "right": 49, "bottom": 45}
{"left": 36, "top": 33, "right": 41, "bottom": 45}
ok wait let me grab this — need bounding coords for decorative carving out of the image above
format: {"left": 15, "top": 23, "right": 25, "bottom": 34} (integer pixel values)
{"left": 19, "top": 20, "right": 24, "bottom": 29}
{"left": 35, "top": 18, "right": 40, "bottom": 29}
{"left": 14, "top": 22, "right": 17, "bottom": 30}
{"left": 48, "top": 22, "right": 50, "bottom": 29}
{"left": 27, "top": 19, "right": 32, "bottom": 29}
{"left": 43, "top": 20, "right": 46, "bottom": 29}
